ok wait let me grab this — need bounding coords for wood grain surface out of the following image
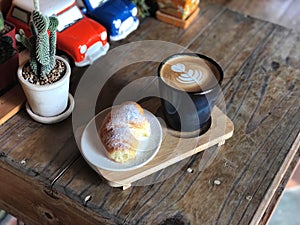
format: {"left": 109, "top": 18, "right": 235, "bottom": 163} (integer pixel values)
{"left": 0, "top": 85, "right": 25, "bottom": 125}
{"left": 200, "top": 0, "right": 300, "bottom": 33}
{"left": 0, "top": 4, "right": 299, "bottom": 225}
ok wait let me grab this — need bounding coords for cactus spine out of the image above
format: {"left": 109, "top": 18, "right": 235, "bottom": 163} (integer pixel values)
{"left": 16, "top": 0, "right": 59, "bottom": 78}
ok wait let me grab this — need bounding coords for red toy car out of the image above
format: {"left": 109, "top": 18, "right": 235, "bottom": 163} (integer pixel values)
{"left": 6, "top": 0, "right": 109, "bottom": 67}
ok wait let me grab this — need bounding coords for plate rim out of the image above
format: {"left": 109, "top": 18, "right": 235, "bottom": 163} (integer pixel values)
{"left": 80, "top": 106, "right": 163, "bottom": 172}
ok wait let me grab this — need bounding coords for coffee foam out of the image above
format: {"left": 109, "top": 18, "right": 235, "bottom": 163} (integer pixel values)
{"left": 160, "top": 55, "right": 220, "bottom": 92}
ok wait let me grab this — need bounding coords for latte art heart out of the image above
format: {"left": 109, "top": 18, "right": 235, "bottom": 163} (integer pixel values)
{"left": 171, "top": 63, "right": 186, "bottom": 73}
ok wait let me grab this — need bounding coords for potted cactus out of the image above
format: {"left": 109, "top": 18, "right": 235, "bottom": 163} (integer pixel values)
{"left": 0, "top": 11, "right": 18, "bottom": 93}
{"left": 16, "top": 0, "right": 73, "bottom": 123}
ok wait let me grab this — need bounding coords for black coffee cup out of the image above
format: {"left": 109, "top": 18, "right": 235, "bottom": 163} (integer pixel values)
{"left": 158, "top": 53, "right": 223, "bottom": 134}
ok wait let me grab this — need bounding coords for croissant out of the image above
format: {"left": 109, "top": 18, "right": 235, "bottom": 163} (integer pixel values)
{"left": 99, "top": 102, "right": 151, "bottom": 163}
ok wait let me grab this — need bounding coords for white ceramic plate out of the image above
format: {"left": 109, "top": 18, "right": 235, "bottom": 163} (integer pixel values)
{"left": 80, "top": 107, "right": 162, "bottom": 171}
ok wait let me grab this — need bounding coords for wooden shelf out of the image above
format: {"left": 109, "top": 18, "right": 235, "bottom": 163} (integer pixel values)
{"left": 0, "top": 84, "right": 26, "bottom": 125}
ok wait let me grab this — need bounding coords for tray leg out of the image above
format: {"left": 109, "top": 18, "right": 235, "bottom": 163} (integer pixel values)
{"left": 218, "top": 140, "right": 226, "bottom": 146}
{"left": 107, "top": 180, "right": 132, "bottom": 190}
{"left": 122, "top": 184, "right": 131, "bottom": 190}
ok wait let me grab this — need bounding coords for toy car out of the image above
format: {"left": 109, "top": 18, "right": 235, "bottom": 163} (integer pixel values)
{"left": 80, "top": 0, "right": 139, "bottom": 41}
{"left": 6, "top": 0, "right": 109, "bottom": 67}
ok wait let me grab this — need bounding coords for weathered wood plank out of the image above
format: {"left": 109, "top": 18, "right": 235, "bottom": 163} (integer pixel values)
{"left": 0, "top": 164, "right": 114, "bottom": 225}
{"left": 51, "top": 5, "right": 300, "bottom": 225}
{"left": 54, "top": 146, "right": 222, "bottom": 224}
{"left": 200, "top": 0, "right": 300, "bottom": 33}
{"left": 225, "top": 0, "right": 293, "bottom": 23}
{"left": 0, "top": 3, "right": 299, "bottom": 225}
{"left": 0, "top": 111, "right": 80, "bottom": 182}
{"left": 259, "top": 147, "right": 300, "bottom": 225}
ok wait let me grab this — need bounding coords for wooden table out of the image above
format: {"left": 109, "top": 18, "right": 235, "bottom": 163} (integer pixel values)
{"left": 1, "top": 4, "right": 299, "bottom": 225}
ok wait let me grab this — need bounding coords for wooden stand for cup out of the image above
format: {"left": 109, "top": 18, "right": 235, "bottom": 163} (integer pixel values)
{"left": 96, "top": 106, "right": 234, "bottom": 190}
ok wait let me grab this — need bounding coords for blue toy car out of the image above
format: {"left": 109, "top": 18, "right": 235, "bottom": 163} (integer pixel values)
{"left": 81, "top": 0, "right": 139, "bottom": 41}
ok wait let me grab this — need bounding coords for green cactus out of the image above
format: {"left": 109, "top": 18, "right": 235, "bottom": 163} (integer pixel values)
{"left": 16, "top": 0, "right": 59, "bottom": 78}
{"left": 0, "top": 11, "right": 4, "bottom": 32}
{"left": 33, "top": 0, "right": 40, "bottom": 12}
{"left": 0, "top": 36, "right": 16, "bottom": 64}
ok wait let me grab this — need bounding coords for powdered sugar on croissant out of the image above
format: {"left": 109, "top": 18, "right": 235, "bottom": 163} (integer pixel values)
{"left": 99, "top": 102, "right": 151, "bottom": 163}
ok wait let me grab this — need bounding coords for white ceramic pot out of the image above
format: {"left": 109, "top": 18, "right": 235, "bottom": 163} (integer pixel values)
{"left": 18, "top": 56, "right": 71, "bottom": 117}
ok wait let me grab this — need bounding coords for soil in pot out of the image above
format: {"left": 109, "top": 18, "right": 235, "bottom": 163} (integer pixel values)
{"left": 21, "top": 58, "right": 67, "bottom": 85}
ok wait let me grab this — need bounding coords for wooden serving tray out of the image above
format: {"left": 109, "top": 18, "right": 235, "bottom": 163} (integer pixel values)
{"left": 96, "top": 106, "right": 234, "bottom": 190}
